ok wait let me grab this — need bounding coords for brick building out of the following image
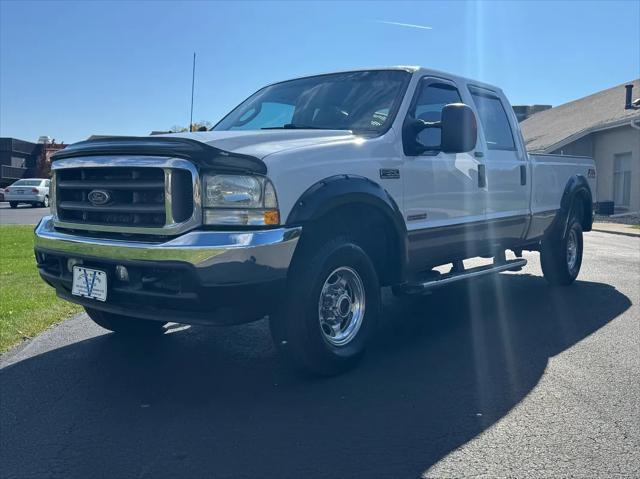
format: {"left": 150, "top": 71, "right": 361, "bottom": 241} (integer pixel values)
{"left": 0, "top": 137, "right": 66, "bottom": 187}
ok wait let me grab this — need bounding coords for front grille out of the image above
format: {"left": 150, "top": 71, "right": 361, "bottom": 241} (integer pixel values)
{"left": 55, "top": 167, "right": 194, "bottom": 230}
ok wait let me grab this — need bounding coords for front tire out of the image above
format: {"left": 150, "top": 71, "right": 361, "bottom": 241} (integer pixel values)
{"left": 541, "top": 217, "right": 583, "bottom": 286}
{"left": 42, "top": 195, "right": 49, "bottom": 208}
{"left": 85, "top": 308, "right": 167, "bottom": 336}
{"left": 9, "top": 202, "right": 17, "bottom": 209}
{"left": 270, "top": 236, "right": 380, "bottom": 375}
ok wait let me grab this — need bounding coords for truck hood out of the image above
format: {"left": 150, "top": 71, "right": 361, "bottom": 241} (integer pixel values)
{"left": 165, "top": 130, "right": 356, "bottom": 160}
{"left": 53, "top": 130, "right": 358, "bottom": 176}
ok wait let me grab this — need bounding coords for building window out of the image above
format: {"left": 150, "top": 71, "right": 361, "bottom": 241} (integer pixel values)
{"left": 11, "top": 157, "right": 26, "bottom": 168}
{"left": 613, "top": 152, "right": 632, "bottom": 208}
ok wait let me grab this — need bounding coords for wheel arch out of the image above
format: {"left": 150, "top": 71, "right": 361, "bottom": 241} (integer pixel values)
{"left": 559, "top": 174, "right": 593, "bottom": 232}
{"left": 286, "top": 175, "right": 408, "bottom": 285}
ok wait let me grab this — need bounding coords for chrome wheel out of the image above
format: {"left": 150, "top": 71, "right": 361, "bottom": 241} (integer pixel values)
{"left": 566, "top": 228, "right": 578, "bottom": 271}
{"left": 318, "top": 266, "right": 365, "bottom": 347}
{"left": 43, "top": 196, "right": 49, "bottom": 208}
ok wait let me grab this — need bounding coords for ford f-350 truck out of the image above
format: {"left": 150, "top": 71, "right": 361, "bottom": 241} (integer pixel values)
{"left": 34, "top": 67, "right": 596, "bottom": 374}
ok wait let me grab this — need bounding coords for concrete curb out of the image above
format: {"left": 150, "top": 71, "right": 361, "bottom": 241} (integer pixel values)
{"left": 592, "top": 226, "right": 640, "bottom": 238}
{"left": 0, "top": 312, "right": 86, "bottom": 366}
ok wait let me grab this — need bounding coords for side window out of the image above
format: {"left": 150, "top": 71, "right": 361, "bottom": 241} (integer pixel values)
{"left": 468, "top": 87, "right": 515, "bottom": 150}
{"left": 410, "top": 81, "right": 462, "bottom": 150}
{"left": 45, "top": 180, "right": 51, "bottom": 187}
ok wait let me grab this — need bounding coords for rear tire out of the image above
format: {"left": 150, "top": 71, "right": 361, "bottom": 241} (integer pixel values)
{"left": 9, "top": 202, "right": 17, "bottom": 209}
{"left": 270, "top": 236, "right": 380, "bottom": 376}
{"left": 85, "top": 308, "right": 167, "bottom": 336}
{"left": 541, "top": 216, "right": 583, "bottom": 286}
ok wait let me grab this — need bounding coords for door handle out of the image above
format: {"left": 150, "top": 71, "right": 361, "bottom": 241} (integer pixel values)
{"left": 478, "top": 164, "right": 486, "bottom": 188}
{"left": 520, "top": 164, "right": 527, "bottom": 185}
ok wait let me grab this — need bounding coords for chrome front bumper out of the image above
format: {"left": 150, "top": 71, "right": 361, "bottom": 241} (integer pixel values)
{"left": 34, "top": 216, "right": 301, "bottom": 286}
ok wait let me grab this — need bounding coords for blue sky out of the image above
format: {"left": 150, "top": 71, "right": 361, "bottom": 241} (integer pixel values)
{"left": 1, "top": 0, "right": 638, "bottom": 144}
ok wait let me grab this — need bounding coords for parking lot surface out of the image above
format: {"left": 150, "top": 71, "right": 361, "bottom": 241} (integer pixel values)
{"left": 1, "top": 232, "right": 638, "bottom": 479}
{"left": 0, "top": 202, "right": 50, "bottom": 225}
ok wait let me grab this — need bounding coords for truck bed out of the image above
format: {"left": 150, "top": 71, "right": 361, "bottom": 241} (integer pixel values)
{"left": 528, "top": 152, "right": 596, "bottom": 215}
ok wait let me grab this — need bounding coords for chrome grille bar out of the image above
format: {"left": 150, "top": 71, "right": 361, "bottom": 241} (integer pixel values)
{"left": 51, "top": 156, "right": 201, "bottom": 236}
{"left": 57, "top": 201, "right": 166, "bottom": 213}
{"left": 57, "top": 180, "right": 165, "bottom": 190}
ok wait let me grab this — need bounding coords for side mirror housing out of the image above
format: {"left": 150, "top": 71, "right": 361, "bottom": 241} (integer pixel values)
{"left": 402, "top": 119, "right": 430, "bottom": 155}
{"left": 440, "top": 103, "right": 477, "bottom": 153}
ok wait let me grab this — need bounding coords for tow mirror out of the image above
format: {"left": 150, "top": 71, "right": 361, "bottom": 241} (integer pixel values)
{"left": 402, "top": 103, "right": 477, "bottom": 155}
{"left": 440, "top": 103, "right": 477, "bottom": 153}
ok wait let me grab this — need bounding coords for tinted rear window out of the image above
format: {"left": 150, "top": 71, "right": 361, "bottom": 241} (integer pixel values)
{"left": 468, "top": 87, "right": 515, "bottom": 150}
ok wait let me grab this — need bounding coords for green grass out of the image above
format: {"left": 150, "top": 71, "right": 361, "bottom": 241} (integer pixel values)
{"left": 0, "top": 225, "right": 80, "bottom": 353}
{"left": 632, "top": 224, "right": 640, "bottom": 230}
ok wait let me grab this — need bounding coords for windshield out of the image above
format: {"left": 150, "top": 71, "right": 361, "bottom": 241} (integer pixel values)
{"left": 214, "top": 70, "right": 411, "bottom": 134}
{"left": 13, "top": 180, "right": 43, "bottom": 186}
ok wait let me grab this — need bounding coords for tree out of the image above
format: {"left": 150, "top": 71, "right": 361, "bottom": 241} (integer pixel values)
{"left": 169, "top": 120, "right": 213, "bottom": 133}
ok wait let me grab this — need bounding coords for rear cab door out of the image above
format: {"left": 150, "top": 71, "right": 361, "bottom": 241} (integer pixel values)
{"left": 467, "top": 85, "right": 530, "bottom": 243}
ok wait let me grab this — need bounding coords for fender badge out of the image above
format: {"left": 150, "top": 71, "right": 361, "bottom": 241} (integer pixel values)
{"left": 380, "top": 168, "right": 400, "bottom": 179}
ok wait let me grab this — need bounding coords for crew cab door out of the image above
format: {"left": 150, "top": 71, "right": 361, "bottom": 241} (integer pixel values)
{"left": 402, "top": 77, "right": 484, "bottom": 230}
{"left": 401, "top": 77, "right": 485, "bottom": 270}
{"left": 467, "top": 86, "right": 529, "bottom": 242}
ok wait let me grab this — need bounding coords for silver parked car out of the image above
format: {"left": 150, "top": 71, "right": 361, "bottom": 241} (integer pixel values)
{"left": 5, "top": 178, "right": 51, "bottom": 208}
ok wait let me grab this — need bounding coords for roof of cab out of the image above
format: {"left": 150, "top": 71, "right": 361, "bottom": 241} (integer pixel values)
{"left": 272, "top": 66, "right": 503, "bottom": 95}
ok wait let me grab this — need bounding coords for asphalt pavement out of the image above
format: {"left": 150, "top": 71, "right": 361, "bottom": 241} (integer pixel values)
{"left": 1, "top": 232, "right": 638, "bottom": 479}
{"left": 0, "top": 202, "right": 50, "bottom": 225}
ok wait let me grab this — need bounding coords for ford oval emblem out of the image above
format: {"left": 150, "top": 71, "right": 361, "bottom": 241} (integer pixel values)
{"left": 87, "top": 189, "right": 112, "bottom": 206}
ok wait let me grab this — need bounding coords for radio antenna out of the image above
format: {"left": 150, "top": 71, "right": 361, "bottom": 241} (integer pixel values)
{"left": 189, "top": 52, "right": 196, "bottom": 132}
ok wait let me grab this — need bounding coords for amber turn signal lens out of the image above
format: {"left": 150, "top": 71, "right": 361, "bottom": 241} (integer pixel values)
{"left": 264, "top": 210, "right": 280, "bottom": 225}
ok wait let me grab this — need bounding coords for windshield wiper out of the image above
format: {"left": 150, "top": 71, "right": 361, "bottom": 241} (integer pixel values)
{"left": 261, "top": 124, "right": 348, "bottom": 130}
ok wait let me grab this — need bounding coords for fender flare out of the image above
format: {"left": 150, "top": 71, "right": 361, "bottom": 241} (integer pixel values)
{"left": 286, "top": 175, "right": 408, "bottom": 280}
{"left": 555, "top": 174, "right": 594, "bottom": 234}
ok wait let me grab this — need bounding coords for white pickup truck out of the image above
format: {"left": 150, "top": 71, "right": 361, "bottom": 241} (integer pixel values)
{"left": 35, "top": 67, "right": 596, "bottom": 374}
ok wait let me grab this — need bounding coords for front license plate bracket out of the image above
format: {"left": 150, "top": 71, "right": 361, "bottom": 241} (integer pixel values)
{"left": 71, "top": 266, "right": 108, "bottom": 302}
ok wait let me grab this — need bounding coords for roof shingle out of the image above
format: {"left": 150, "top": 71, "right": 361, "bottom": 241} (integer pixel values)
{"left": 520, "top": 79, "right": 640, "bottom": 152}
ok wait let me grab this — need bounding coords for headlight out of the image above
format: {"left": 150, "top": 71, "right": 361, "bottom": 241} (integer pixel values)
{"left": 202, "top": 174, "right": 279, "bottom": 226}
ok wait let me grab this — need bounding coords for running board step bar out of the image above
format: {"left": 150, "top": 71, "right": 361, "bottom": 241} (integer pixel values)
{"left": 399, "top": 258, "right": 527, "bottom": 294}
